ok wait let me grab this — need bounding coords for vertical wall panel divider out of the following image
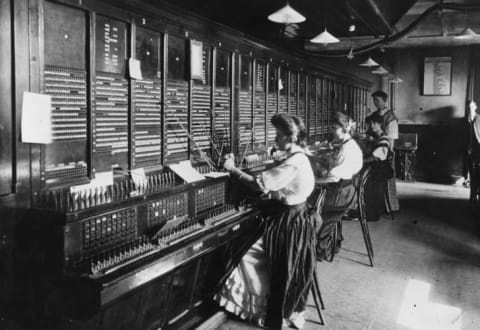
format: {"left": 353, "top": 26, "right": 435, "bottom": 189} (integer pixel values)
{"left": 210, "top": 46, "right": 216, "bottom": 160}
{"left": 128, "top": 22, "right": 135, "bottom": 170}
{"left": 233, "top": 51, "right": 240, "bottom": 156}
{"left": 286, "top": 68, "right": 290, "bottom": 114}
{"left": 188, "top": 70, "right": 193, "bottom": 160}
{"left": 314, "top": 76, "right": 318, "bottom": 141}
{"left": 297, "top": 72, "right": 301, "bottom": 117}
{"left": 88, "top": 10, "right": 95, "bottom": 178}
{"left": 251, "top": 58, "right": 257, "bottom": 150}
{"left": 264, "top": 63, "right": 269, "bottom": 145}
{"left": 161, "top": 32, "right": 168, "bottom": 165}
{"left": 28, "top": 0, "right": 42, "bottom": 196}
{"left": 0, "top": 0, "right": 13, "bottom": 195}
{"left": 276, "top": 66, "right": 280, "bottom": 114}
{"left": 209, "top": 46, "right": 215, "bottom": 156}
{"left": 230, "top": 51, "right": 235, "bottom": 155}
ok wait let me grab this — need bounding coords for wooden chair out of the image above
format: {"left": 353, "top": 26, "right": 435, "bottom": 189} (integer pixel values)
{"left": 305, "top": 189, "right": 327, "bottom": 326}
{"left": 307, "top": 269, "right": 326, "bottom": 326}
{"left": 356, "top": 166, "right": 375, "bottom": 267}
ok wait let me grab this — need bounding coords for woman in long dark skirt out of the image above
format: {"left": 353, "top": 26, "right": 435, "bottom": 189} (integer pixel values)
{"left": 321, "top": 113, "right": 363, "bottom": 251}
{"left": 214, "top": 114, "right": 316, "bottom": 329}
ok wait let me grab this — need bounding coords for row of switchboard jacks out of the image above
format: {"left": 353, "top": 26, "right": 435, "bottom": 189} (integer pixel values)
{"left": 239, "top": 153, "right": 273, "bottom": 170}
{"left": 156, "top": 219, "right": 203, "bottom": 246}
{"left": 35, "top": 171, "right": 177, "bottom": 211}
{"left": 89, "top": 236, "right": 155, "bottom": 275}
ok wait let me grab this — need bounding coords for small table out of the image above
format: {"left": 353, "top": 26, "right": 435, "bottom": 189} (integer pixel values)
{"left": 395, "top": 146, "right": 417, "bottom": 182}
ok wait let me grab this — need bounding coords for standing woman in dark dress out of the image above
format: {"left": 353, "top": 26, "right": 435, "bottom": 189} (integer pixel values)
{"left": 215, "top": 114, "right": 316, "bottom": 329}
{"left": 467, "top": 101, "right": 480, "bottom": 213}
{"left": 321, "top": 113, "right": 363, "bottom": 249}
{"left": 368, "top": 90, "right": 400, "bottom": 213}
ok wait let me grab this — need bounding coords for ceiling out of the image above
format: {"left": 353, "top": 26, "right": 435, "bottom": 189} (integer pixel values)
{"left": 157, "top": 0, "right": 416, "bottom": 40}
{"left": 156, "top": 0, "right": 480, "bottom": 55}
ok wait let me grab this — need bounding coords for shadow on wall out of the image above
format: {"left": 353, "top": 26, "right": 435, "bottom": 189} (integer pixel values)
{"left": 419, "top": 105, "right": 456, "bottom": 124}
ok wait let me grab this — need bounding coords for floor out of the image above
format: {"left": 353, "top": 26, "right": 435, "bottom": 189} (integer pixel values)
{"left": 215, "top": 182, "right": 480, "bottom": 330}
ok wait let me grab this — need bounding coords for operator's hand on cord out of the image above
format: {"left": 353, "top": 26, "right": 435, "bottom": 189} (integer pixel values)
{"left": 222, "top": 153, "right": 235, "bottom": 172}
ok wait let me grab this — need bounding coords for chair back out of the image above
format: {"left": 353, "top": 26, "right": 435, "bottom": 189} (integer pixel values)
{"left": 307, "top": 188, "right": 327, "bottom": 215}
{"left": 356, "top": 166, "right": 374, "bottom": 221}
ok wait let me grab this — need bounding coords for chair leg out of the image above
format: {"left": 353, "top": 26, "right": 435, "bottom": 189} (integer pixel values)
{"left": 309, "top": 270, "right": 325, "bottom": 325}
{"left": 328, "top": 223, "right": 338, "bottom": 262}
{"left": 359, "top": 218, "right": 374, "bottom": 267}
{"left": 363, "top": 219, "right": 374, "bottom": 258}
{"left": 313, "top": 270, "right": 325, "bottom": 310}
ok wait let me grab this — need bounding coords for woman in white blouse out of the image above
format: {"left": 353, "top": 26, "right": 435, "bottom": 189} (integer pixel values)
{"left": 322, "top": 113, "right": 363, "bottom": 250}
{"left": 324, "top": 112, "right": 363, "bottom": 209}
{"left": 215, "top": 114, "right": 316, "bottom": 329}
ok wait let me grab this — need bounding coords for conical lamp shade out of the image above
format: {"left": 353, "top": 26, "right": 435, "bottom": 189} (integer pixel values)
{"left": 371, "top": 66, "right": 389, "bottom": 75}
{"left": 389, "top": 77, "right": 403, "bottom": 83}
{"left": 359, "top": 57, "right": 379, "bottom": 67}
{"left": 310, "top": 28, "right": 339, "bottom": 45}
{"left": 268, "top": 3, "right": 306, "bottom": 24}
{"left": 455, "top": 27, "right": 478, "bottom": 39}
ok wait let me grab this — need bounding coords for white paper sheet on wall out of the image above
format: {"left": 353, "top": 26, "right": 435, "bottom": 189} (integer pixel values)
{"left": 129, "top": 58, "right": 143, "bottom": 80}
{"left": 21, "top": 92, "right": 53, "bottom": 144}
{"left": 69, "top": 170, "right": 114, "bottom": 193}
{"left": 169, "top": 160, "right": 205, "bottom": 183}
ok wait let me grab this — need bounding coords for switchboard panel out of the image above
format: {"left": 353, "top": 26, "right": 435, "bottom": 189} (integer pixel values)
{"left": 254, "top": 61, "right": 266, "bottom": 149}
{"left": 279, "top": 66, "right": 288, "bottom": 114}
{"left": 298, "top": 73, "right": 306, "bottom": 123}
{"left": 133, "top": 27, "right": 162, "bottom": 168}
{"left": 213, "top": 49, "right": 231, "bottom": 155}
{"left": 307, "top": 77, "right": 316, "bottom": 141}
{"left": 166, "top": 36, "right": 189, "bottom": 163}
{"left": 317, "top": 78, "right": 325, "bottom": 138}
{"left": 42, "top": 2, "right": 88, "bottom": 185}
{"left": 289, "top": 71, "right": 297, "bottom": 115}
{"left": 191, "top": 46, "right": 212, "bottom": 157}
{"left": 267, "top": 64, "right": 277, "bottom": 146}
{"left": 93, "top": 15, "right": 129, "bottom": 171}
{"left": 238, "top": 55, "right": 253, "bottom": 151}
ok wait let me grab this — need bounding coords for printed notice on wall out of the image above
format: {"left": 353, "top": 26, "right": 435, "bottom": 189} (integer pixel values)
{"left": 129, "top": 58, "right": 143, "bottom": 80}
{"left": 190, "top": 39, "right": 204, "bottom": 81}
{"left": 21, "top": 92, "right": 53, "bottom": 144}
{"left": 423, "top": 57, "right": 452, "bottom": 96}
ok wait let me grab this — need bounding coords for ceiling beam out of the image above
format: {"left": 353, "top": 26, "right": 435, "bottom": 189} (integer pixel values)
{"left": 363, "top": 0, "right": 393, "bottom": 35}
{"left": 343, "top": 0, "right": 382, "bottom": 38}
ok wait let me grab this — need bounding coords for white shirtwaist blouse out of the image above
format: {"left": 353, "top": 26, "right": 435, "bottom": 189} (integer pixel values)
{"left": 330, "top": 137, "right": 363, "bottom": 180}
{"left": 257, "top": 144, "right": 315, "bottom": 205}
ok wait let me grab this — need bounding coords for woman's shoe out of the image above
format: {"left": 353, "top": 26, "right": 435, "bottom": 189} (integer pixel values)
{"left": 288, "top": 311, "right": 306, "bottom": 329}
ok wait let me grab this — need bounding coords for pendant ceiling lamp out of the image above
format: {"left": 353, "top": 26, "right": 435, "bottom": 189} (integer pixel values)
{"left": 455, "top": 13, "right": 478, "bottom": 39}
{"left": 455, "top": 27, "right": 478, "bottom": 39}
{"left": 310, "top": 28, "right": 340, "bottom": 45}
{"left": 371, "top": 66, "right": 389, "bottom": 75}
{"left": 347, "top": 47, "right": 354, "bottom": 60}
{"left": 359, "top": 57, "right": 379, "bottom": 67}
{"left": 389, "top": 77, "right": 403, "bottom": 84}
{"left": 268, "top": 1, "right": 306, "bottom": 24}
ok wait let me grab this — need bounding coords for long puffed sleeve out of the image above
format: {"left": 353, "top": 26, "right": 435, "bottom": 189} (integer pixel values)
{"left": 329, "top": 140, "right": 363, "bottom": 180}
{"left": 259, "top": 163, "right": 297, "bottom": 192}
